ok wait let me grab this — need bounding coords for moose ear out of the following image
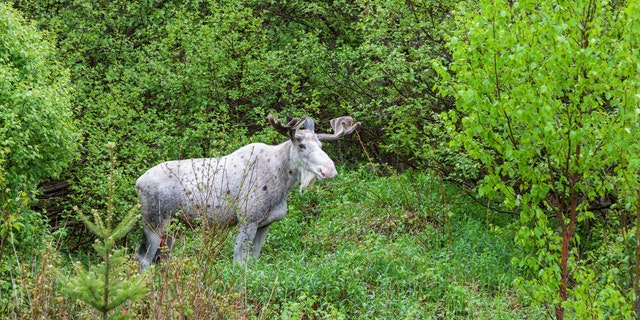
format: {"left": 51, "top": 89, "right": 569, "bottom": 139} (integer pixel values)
{"left": 302, "top": 117, "right": 315, "bottom": 132}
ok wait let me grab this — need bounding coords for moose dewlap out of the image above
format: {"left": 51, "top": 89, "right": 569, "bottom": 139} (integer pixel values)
{"left": 136, "top": 114, "right": 360, "bottom": 270}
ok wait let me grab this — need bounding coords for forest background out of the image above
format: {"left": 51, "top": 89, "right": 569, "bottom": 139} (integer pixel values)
{"left": 1, "top": 0, "right": 640, "bottom": 318}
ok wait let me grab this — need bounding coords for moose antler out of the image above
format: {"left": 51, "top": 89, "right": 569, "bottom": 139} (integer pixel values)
{"left": 268, "top": 114, "right": 307, "bottom": 139}
{"left": 317, "top": 116, "right": 361, "bottom": 141}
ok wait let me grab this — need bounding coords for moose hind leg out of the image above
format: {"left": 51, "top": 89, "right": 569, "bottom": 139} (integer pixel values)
{"left": 137, "top": 228, "right": 161, "bottom": 271}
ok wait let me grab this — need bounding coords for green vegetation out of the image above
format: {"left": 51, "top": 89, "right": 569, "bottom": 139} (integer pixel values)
{"left": 2, "top": 0, "right": 639, "bottom": 318}
{"left": 0, "top": 1, "right": 77, "bottom": 302}
{"left": 437, "top": 0, "right": 640, "bottom": 317}
{"left": 237, "top": 169, "right": 533, "bottom": 319}
{"left": 65, "top": 145, "right": 146, "bottom": 320}
{"left": 7, "top": 167, "right": 545, "bottom": 318}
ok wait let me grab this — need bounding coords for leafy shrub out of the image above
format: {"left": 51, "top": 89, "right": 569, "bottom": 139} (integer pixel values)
{"left": 0, "top": 1, "right": 77, "bottom": 286}
{"left": 438, "top": 0, "right": 640, "bottom": 317}
{"left": 10, "top": 0, "right": 462, "bottom": 240}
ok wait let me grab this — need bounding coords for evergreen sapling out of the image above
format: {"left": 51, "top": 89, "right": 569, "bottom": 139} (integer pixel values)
{"left": 65, "top": 143, "right": 147, "bottom": 319}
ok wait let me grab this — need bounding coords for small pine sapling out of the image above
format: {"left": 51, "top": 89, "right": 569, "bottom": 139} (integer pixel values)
{"left": 65, "top": 144, "right": 147, "bottom": 320}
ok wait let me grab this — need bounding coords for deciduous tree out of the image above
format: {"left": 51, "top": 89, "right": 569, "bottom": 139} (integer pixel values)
{"left": 438, "top": 0, "right": 640, "bottom": 317}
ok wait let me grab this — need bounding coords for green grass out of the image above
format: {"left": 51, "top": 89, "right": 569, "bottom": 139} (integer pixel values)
{"left": 2, "top": 168, "right": 547, "bottom": 319}
{"left": 209, "top": 168, "right": 545, "bottom": 318}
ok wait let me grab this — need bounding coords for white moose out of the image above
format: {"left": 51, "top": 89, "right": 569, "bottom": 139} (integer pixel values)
{"left": 136, "top": 114, "right": 360, "bottom": 270}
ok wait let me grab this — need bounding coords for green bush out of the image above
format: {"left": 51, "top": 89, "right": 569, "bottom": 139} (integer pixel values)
{"left": 0, "top": 2, "right": 77, "bottom": 277}
{"left": 10, "top": 0, "right": 462, "bottom": 233}
{"left": 438, "top": 0, "right": 640, "bottom": 317}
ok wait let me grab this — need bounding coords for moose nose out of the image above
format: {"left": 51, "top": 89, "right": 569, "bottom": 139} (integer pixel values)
{"left": 321, "top": 165, "right": 338, "bottom": 179}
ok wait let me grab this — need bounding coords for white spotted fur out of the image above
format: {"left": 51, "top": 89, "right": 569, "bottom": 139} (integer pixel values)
{"left": 136, "top": 115, "right": 359, "bottom": 270}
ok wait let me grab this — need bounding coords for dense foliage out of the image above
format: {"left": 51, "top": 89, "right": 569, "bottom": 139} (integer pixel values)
{"left": 3, "top": 0, "right": 640, "bottom": 318}
{"left": 438, "top": 0, "right": 640, "bottom": 317}
{"left": 12, "top": 0, "right": 458, "bottom": 219}
{"left": 0, "top": 2, "right": 77, "bottom": 284}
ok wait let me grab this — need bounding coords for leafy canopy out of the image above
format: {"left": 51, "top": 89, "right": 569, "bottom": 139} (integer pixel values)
{"left": 0, "top": 1, "right": 77, "bottom": 264}
{"left": 0, "top": 3, "right": 77, "bottom": 189}
{"left": 437, "top": 0, "right": 640, "bottom": 317}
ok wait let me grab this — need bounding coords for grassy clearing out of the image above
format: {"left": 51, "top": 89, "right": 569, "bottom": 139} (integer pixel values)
{"left": 2, "top": 168, "right": 545, "bottom": 319}
{"left": 227, "top": 168, "right": 543, "bottom": 319}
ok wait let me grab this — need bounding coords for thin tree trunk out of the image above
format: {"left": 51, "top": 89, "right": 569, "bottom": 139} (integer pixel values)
{"left": 556, "top": 233, "right": 568, "bottom": 320}
{"left": 634, "top": 189, "right": 640, "bottom": 319}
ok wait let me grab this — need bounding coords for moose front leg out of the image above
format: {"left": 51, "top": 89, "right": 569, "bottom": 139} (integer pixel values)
{"left": 233, "top": 223, "right": 257, "bottom": 263}
{"left": 252, "top": 224, "right": 271, "bottom": 260}
{"left": 251, "top": 202, "right": 286, "bottom": 259}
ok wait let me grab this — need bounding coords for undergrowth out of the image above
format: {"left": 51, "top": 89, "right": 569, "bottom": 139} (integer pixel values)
{"left": 2, "top": 167, "right": 545, "bottom": 319}
{"left": 229, "top": 166, "right": 543, "bottom": 319}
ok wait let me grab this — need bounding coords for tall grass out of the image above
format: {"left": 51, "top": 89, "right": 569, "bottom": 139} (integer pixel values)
{"left": 1, "top": 167, "right": 546, "bottom": 318}
{"left": 230, "top": 167, "right": 541, "bottom": 319}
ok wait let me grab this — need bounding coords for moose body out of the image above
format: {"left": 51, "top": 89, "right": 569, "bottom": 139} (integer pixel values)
{"left": 136, "top": 114, "right": 359, "bottom": 270}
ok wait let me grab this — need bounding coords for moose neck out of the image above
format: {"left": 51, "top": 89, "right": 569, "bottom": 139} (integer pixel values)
{"left": 275, "top": 140, "right": 310, "bottom": 194}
